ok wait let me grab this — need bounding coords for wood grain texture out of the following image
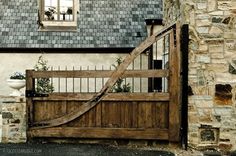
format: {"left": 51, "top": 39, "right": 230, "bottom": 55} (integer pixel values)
{"left": 28, "top": 127, "right": 169, "bottom": 140}
{"left": 168, "top": 23, "right": 181, "bottom": 142}
{"left": 33, "top": 93, "right": 170, "bottom": 101}
{"left": 31, "top": 70, "right": 168, "bottom": 78}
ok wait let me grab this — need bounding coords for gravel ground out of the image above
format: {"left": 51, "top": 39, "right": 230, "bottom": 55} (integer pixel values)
{"left": 0, "top": 143, "right": 208, "bottom": 156}
{"left": 0, "top": 143, "right": 175, "bottom": 156}
{"left": 0, "top": 142, "right": 235, "bottom": 156}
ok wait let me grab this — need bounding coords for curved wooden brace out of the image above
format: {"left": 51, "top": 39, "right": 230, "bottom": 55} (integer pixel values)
{"left": 32, "top": 23, "right": 176, "bottom": 129}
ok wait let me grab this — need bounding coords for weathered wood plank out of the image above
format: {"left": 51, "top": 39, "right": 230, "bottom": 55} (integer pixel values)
{"left": 101, "top": 102, "right": 108, "bottom": 127}
{"left": 152, "top": 102, "right": 158, "bottom": 128}
{"left": 31, "top": 70, "right": 169, "bottom": 78}
{"left": 107, "top": 102, "right": 119, "bottom": 128}
{"left": 145, "top": 102, "right": 152, "bottom": 128}
{"left": 88, "top": 106, "right": 96, "bottom": 127}
{"left": 95, "top": 103, "right": 102, "bottom": 127}
{"left": 33, "top": 93, "right": 170, "bottom": 101}
{"left": 34, "top": 101, "right": 43, "bottom": 122}
{"left": 161, "top": 102, "right": 169, "bottom": 129}
{"left": 138, "top": 102, "right": 145, "bottom": 128}
{"left": 26, "top": 70, "right": 34, "bottom": 127}
{"left": 28, "top": 127, "right": 169, "bottom": 140}
{"left": 131, "top": 102, "right": 138, "bottom": 128}
{"left": 168, "top": 23, "right": 181, "bottom": 142}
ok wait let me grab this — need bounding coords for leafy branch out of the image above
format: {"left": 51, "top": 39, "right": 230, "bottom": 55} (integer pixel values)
{"left": 112, "top": 57, "right": 131, "bottom": 93}
{"left": 34, "top": 55, "right": 54, "bottom": 94}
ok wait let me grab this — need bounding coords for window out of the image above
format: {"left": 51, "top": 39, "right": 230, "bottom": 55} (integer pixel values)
{"left": 39, "top": 0, "right": 78, "bottom": 31}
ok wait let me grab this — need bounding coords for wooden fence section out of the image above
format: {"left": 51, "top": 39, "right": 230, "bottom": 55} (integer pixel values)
{"left": 26, "top": 23, "right": 181, "bottom": 142}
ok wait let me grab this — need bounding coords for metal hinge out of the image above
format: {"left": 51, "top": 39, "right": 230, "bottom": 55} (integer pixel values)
{"left": 25, "top": 90, "right": 49, "bottom": 97}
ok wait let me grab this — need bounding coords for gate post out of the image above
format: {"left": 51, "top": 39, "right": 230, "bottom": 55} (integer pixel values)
{"left": 26, "top": 70, "right": 35, "bottom": 135}
{"left": 168, "top": 23, "right": 181, "bottom": 142}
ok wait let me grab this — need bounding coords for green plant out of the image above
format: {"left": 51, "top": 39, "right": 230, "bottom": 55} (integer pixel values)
{"left": 34, "top": 55, "right": 54, "bottom": 94}
{"left": 10, "top": 72, "right": 25, "bottom": 80}
{"left": 112, "top": 57, "right": 131, "bottom": 93}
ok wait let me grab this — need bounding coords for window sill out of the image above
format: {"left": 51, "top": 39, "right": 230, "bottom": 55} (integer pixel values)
{"left": 39, "top": 26, "right": 77, "bottom": 32}
{"left": 39, "top": 21, "right": 77, "bottom": 32}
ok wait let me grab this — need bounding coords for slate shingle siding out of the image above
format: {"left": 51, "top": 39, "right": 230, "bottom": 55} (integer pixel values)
{"left": 0, "top": 0, "right": 162, "bottom": 48}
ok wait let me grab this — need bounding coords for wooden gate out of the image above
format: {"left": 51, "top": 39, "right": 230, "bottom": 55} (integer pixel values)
{"left": 26, "top": 23, "right": 181, "bottom": 142}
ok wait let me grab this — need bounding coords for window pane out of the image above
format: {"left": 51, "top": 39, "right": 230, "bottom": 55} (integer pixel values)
{"left": 60, "top": 0, "right": 73, "bottom": 21}
{"left": 44, "top": 0, "right": 58, "bottom": 20}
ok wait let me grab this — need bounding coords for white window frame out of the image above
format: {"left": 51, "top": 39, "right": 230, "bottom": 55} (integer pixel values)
{"left": 38, "top": 0, "right": 78, "bottom": 31}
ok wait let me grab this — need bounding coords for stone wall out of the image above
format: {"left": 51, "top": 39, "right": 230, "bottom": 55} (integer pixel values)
{"left": 0, "top": 96, "right": 26, "bottom": 143}
{"left": 164, "top": 0, "right": 236, "bottom": 152}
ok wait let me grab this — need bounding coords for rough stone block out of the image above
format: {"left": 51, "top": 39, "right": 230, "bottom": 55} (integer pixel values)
{"left": 229, "top": 60, "right": 236, "bottom": 74}
{"left": 196, "top": 14, "right": 210, "bottom": 20}
{"left": 207, "top": 63, "right": 228, "bottom": 73}
{"left": 211, "top": 59, "right": 227, "bottom": 64}
{"left": 208, "top": 0, "right": 217, "bottom": 12}
{"left": 209, "top": 11, "right": 224, "bottom": 15}
{"left": 196, "top": 55, "right": 211, "bottom": 63}
{"left": 197, "top": 3, "right": 207, "bottom": 10}
{"left": 200, "top": 129, "right": 216, "bottom": 142}
{"left": 196, "top": 19, "right": 211, "bottom": 27}
{"left": 191, "top": 132, "right": 198, "bottom": 138}
{"left": 196, "top": 26, "right": 209, "bottom": 33}
{"left": 212, "top": 16, "right": 223, "bottom": 23}
{"left": 224, "top": 32, "right": 236, "bottom": 39}
{"left": 2, "top": 112, "right": 13, "bottom": 119}
{"left": 189, "top": 112, "right": 199, "bottom": 123}
{"left": 195, "top": 100, "right": 213, "bottom": 108}
{"left": 218, "top": 1, "right": 232, "bottom": 11}
{"left": 210, "top": 53, "right": 224, "bottom": 59}
{"left": 198, "top": 44, "right": 208, "bottom": 51}
{"left": 219, "top": 143, "right": 233, "bottom": 154}
{"left": 225, "top": 40, "right": 236, "bottom": 51}
{"left": 199, "top": 125, "right": 219, "bottom": 145}
{"left": 209, "top": 26, "right": 223, "bottom": 35}
{"left": 214, "top": 84, "right": 232, "bottom": 105}
{"left": 214, "top": 107, "right": 233, "bottom": 116}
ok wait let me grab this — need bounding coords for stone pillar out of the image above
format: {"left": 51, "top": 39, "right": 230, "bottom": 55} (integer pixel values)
{"left": 0, "top": 96, "right": 26, "bottom": 143}
{"left": 164, "top": 0, "right": 236, "bottom": 152}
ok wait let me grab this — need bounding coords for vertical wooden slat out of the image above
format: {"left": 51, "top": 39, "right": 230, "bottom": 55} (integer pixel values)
{"left": 168, "top": 24, "right": 181, "bottom": 142}
{"left": 160, "top": 102, "right": 169, "bottom": 129}
{"left": 107, "top": 101, "right": 119, "bottom": 128}
{"left": 95, "top": 103, "right": 102, "bottom": 127}
{"left": 125, "top": 102, "right": 131, "bottom": 127}
{"left": 120, "top": 102, "right": 125, "bottom": 128}
{"left": 145, "top": 102, "right": 152, "bottom": 128}
{"left": 61, "top": 101, "right": 67, "bottom": 127}
{"left": 88, "top": 107, "right": 96, "bottom": 127}
{"left": 101, "top": 102, "right": 108, "bottom": 127}
{"left": 131, "top": 102, "right": 138, "bottom": 128}
{"left": 138, "top": 102, "right": 145, "bottom": 128}
{"left": 26, "top": 70, "right": 35, "bottom": 127}
{"left": 120, "top": 102, "right": 130, "bottom": 128}
{"left": 152, "top": 102, "right": 158, "bottom": 128}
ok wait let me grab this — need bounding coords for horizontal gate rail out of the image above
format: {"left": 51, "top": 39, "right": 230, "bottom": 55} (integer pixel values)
{"left": 30, "top": 69, "right": 169, "bottom": 78}
{"left": 32, "top": 92, "right": 170, "bottom": 101}
{"left": 28, "top": 128, "right": 169, "bottom": 140}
